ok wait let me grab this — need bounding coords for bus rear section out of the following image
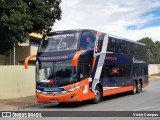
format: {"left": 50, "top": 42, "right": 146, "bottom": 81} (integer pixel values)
{"left": 92, "top": 34, "right": 148, "bottom": 98}
{"left": 24, "top": 29, "right": 148, "bottom": 104}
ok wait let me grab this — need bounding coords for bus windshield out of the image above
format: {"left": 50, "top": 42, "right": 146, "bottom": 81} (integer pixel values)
{"left": 37, "top": 60, "right": 77, "bottom": 86}
{"left": 38, "top": 32, "right": 80, "bottom": 52}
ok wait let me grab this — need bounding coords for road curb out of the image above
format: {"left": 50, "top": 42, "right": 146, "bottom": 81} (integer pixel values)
{"left": 149, "top": 76, "right": 160, "bottom": 80}
{"left": 0, "top": 96, "right": 42, "bottom": 111}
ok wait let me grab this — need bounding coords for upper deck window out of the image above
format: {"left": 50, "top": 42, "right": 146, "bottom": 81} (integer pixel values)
{"left": 38, "top": 32, "right": 80, "bottom": 52}
{"left": 80, "top": 31, "right": 96, "bottom": 50}
{"left": 107, "top": 37, "right": 146, "bottom": 56}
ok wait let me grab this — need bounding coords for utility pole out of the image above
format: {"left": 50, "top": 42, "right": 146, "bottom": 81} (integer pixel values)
{"left": 14, "top": 43, "right": 15, "bottom": 65}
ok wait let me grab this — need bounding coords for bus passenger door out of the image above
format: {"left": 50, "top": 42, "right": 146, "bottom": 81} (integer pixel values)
{"left": 91, "top": 32, "right": 109, "bottom": 92}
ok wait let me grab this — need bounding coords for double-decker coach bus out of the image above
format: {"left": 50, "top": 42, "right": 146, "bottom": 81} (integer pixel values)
{"left": 24, "top": 29, "right": 148, "bottom": 104}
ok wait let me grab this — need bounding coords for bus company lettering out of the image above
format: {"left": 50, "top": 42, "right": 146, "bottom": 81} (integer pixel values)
{"left": 133, "top": 57, "right": 145, "bottom": 63}
{"left": 106, "top": 56, "right": 117, "bottom": 60}
{"left": 52, "top": 34, "right": 74, "bottom": 38}
{"left": 42, "top": 56, "right": 68, "bottom": 60}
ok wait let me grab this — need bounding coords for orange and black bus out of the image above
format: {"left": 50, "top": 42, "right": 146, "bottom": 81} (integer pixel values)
{"left": 25, "top": 29, "right": 148, "bottom": 104}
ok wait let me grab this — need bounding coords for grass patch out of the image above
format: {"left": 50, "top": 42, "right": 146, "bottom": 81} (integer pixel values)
{"left": 150, "top": 73, "right": 160, "bottom": 76}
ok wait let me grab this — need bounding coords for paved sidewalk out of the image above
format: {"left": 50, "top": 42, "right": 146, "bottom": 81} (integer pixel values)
{"left": 0, "top": 77, "right": 160, "bottom": 111}
{"left": 149, "top": 76, "right": 160, "bottom": 80}
{"left": 0, "top": 96, "right": 41, "bottom": 111}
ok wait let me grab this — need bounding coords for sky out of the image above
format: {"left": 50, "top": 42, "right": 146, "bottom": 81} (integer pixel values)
{"left": 53, "top": 0, "right": 160, "bottom": 41}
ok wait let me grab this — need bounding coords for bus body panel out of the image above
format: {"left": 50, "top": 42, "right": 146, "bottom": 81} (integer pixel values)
{"left": 103, "top": 86, "right": 133, "bottom": 96}
{"left": 36, "top": 78, "right": 94, "bottom": 103}
{"left": 28, "top": 29, "right": 149, "bottom": 104}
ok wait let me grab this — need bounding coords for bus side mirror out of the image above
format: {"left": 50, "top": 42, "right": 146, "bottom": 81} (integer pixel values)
{"left": 72, "top": 50, "right": 86, "bottom": 67}
{"left": 24, "top": 54, "right": 37, "bottom": 69}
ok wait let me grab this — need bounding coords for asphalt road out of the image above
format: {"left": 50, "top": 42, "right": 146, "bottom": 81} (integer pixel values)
{"left": 22, "top": 79, "right": 160, "bottom": 111}
{"left": 4, "top": 79, "right": 160, "bottom": 120}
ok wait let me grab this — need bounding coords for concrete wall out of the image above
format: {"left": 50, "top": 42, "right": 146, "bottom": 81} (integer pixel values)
{"left": 148, "top": 64, "right": 160, "bottom": 75}
{"left": 0, "top": 54, "right": 10, "bottom": 65}
{"left": 0, "top": 55, "right": 7, "bottom": 65}
{"left": 30, "top": 46, "right": 38, "bottom": 60}
{"left": 0, "top": 64, "right": 160, "bottom": 99}
{"left": 15, "top": 46, "right": 37, "bottom": 64}
{"left": 0, "top": 66, "right": 35, "bottom": 99}
{"left": 15, "top": 46, "right": 31, "bottom": 64}
{"left": 0, "top": 46, "right": 38, "bottom": 65}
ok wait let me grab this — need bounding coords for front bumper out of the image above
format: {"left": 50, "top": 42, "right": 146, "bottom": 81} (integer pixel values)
{"left": 36, "top": 87, "right": 86, "bottom": 103}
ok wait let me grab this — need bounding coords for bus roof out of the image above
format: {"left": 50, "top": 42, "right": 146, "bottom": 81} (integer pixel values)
{"left": 108, "top": 34, "right": 145, "bottom": 46}
{"left": 49, "top": 29, "right": 145, "bottom": 46}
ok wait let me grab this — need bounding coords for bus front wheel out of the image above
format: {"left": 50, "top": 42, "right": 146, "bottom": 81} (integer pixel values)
{"left": 59, "top": 102, "right": 67, "bottom": 106}
{"left": 91, "top": 86, "right": 102, "bottom": 104}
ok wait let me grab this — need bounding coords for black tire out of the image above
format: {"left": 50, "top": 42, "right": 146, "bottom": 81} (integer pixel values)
{"left": 59, "top": 102, "right": 67, "bottom": 106}
{"left": 91, "top": 86, "right": 102, "bottom": 104}
{"left": 130, "top": 81, "right": 137, "bottom": 95}
{"left": 136, "top": 81, "right": 142, "bottom": 93}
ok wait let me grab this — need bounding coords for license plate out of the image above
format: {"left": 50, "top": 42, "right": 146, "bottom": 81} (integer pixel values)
{"left": 44, "top": 87, "right": 65, "bottom": 92}
{"left": 51, "top": 100, "right": 58, "bottom": 103}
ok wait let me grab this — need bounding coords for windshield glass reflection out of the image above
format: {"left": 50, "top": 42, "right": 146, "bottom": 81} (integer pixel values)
{"left": 37, "top": 60, "right": 77, "bottom": 86}
{"left": 38, "top": 32, "right": 80, "bottom": 52}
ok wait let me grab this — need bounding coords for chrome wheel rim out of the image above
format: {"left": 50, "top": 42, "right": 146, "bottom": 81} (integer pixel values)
{"left": 95, "top": 89, "right": 100, "bottom": 100}
{"left": 137, "top": 83, "right": 141, "bottom": 92}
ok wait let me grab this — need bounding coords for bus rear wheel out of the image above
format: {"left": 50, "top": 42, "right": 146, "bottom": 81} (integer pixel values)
{"left": 130, "top": 81, "right": 137, "bottom": 95}
{"left": 136, "top": 81, "right": 142, "bottom": 93}
{"left": 91, "top": 86, "right": 102, "bottom": 104}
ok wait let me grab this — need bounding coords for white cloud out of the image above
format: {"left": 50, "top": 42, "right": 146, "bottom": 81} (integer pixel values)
{"left": 53, "top": 0, "right": 160, "bottom": 41}
{"left": 121, "top": 26, "right": 160, "bottom": 41}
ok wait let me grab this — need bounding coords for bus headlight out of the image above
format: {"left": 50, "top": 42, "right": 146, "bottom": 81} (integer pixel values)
{"left": 67, "top": 83, "right": 84, "bottom": 92}
{"left": 36, "top": 89, "right": 42, "bottom": 93}
{"left": 68, "top": 86, "right": 80, "bottom": 92}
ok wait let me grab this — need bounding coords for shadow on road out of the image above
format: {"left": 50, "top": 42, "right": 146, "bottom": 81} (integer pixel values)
{"left": 36, "top": 91, "right": 139, "bottom": 109}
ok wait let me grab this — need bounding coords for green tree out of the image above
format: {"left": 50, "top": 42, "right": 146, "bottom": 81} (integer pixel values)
{"left": 0, "top": 0, "right": 61, "bottom": 54}
{"left": 154, "top": 41, "right": 160, "bottom": 63}
{"left": 138, "top": 37, "right": 160, "bottom": 64}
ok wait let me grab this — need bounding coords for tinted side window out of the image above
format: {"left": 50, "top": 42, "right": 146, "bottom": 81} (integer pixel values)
{"left": 130, "top": 43, "right": 147, "bottom": 56}
{"left": 78, "top": 64, "right": 92, "bottom": 80}
{"left": 126, "top": 41, "right": 130, "bottom": 54}
{"left": 120, "top": 65, "right": 131, "bottom": 77}
{"left": 107, "top": 37, "right": 116, "bottom": 52}
{"left": 80, "top": 31, "right": 96, "bottom": 50}
{"left": 105, "top": 65, "right": 131, "bottom": 78}
{"left": 108, "top": 38, "right": 129, "bottom": 54}
{"left": 95, "top": 34, "right": 103, "bottom": 53}
{"left": 106, "top": 65, "right": 119, "bottom": 78}
{"left": 120, "top": 40, "right": 127, "bottom": 54}
{"left": 100, "top": 65, "right": 106, "bottom": 78}
{"left": 115, "top": 39, "right": 122, "bottom": 53}
{"left": 130, "top": 43, "right": 136, "bottom": 55}
{"left": 134, "top": 44, "right": 138, "bottom": 55}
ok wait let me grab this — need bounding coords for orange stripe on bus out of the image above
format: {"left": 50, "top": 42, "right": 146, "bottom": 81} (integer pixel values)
{"left": 142, "top": 83, "right": 149, "bottom": 88}
{"left": 103, "top": 86, "right": 133, "bottom": 96}
{"left": 72, "top": 50, "right": 86, "bottom": 67}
